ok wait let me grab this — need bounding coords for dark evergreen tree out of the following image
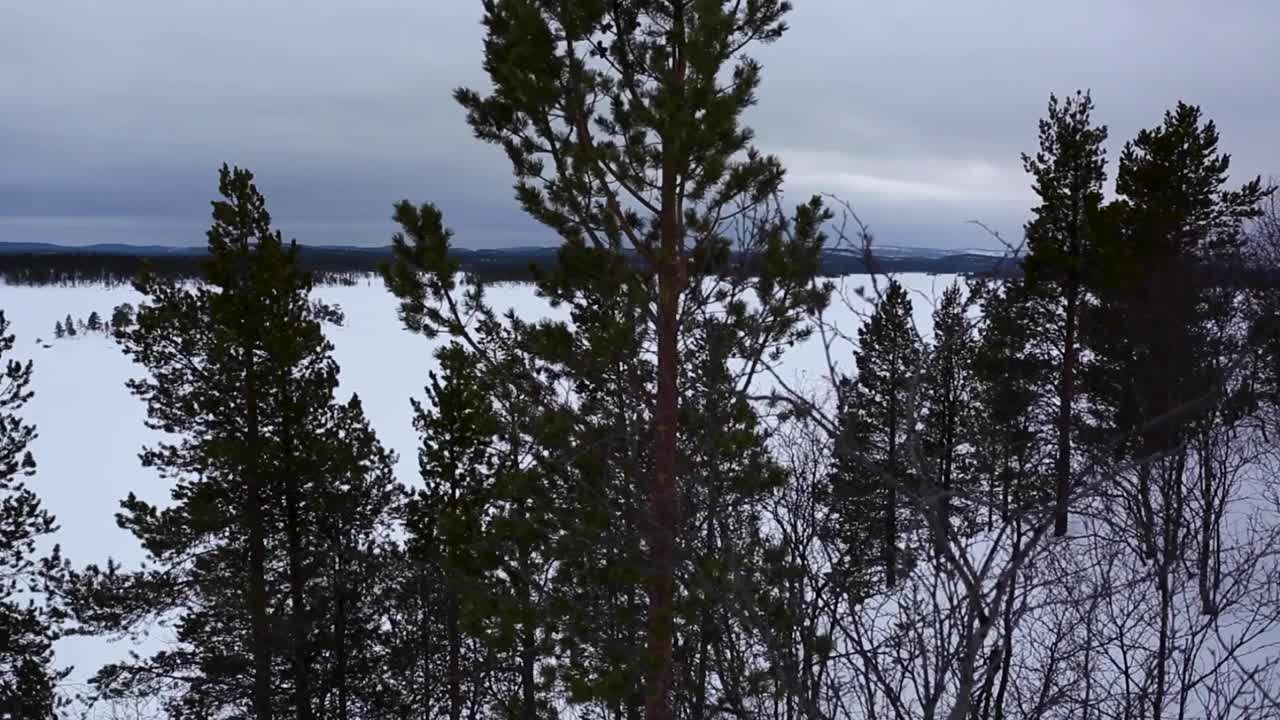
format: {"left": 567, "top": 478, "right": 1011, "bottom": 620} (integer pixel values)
{"left": 672, "top": 308, "right": 793, "bottom": 720}
{"left": 920, "top": 281, "right": 978, "bottom": 544}
{"left": 110, "top": 303, "right": 135, "bottom": 332}
{"left": 830, "top": 280, "right": 923, "bottom": 593}
{"left": 383, "top": 522, "right": 486, "bottom": 720}
{"left": 1020, "top": 90, "right": 1109, "bottom": 536}
{"left": 308, "top": 395, "right": 403, "bottom": 720}
{"left": 970, "top": 280, "right": 1049, "bottom": 523}
{"left": 424, "top": 3, "right": 827, "bottom": 717}
{"left": 68, "top": 165, "right": 399, "bottom": 720}
{"left": 52, "top": 322, "right": 63, "bottom": 340}
{"left": 86, "top": 311, "right": 103, "bottom": 333}
{"left": 1084, "top": 104, "right": 1268, "bottom": 573}
{"left": 63, "top": 315, "right": 75, "bottom": 338}
{"left": 403, "top": 340, "right": 556, "bottom": 720}
{"left": 523, "top": 258, "right": 657, "bottom": 720}
{"left": 1086, "top": 104, "right": 1267, "bottom": 470}
{"left": 385, "top": 194, "right": 826, "bottom": 720}
{"left": 1246, "top": 191, "right": 1280, "bottom": 404}
{"left": 0, "top": 310, "right": 67, "bottom": 719}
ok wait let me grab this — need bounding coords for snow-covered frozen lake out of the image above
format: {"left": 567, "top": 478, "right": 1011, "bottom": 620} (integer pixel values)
{"left": 1, "top": 272, "right": 959, "bottom": 686}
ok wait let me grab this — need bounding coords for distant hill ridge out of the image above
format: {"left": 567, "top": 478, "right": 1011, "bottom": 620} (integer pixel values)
{"left": 0, "top": 241, "right": 1022, "bottom": 280}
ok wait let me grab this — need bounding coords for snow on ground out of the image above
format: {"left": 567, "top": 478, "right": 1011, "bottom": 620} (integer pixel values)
{"left": 0, "top": 272, "right": 956, "bottom": 685}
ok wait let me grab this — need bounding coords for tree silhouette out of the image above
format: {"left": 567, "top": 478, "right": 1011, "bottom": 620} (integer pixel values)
{"left": 831, "top": 280, "right": 923, "bottom": 592}
{"left": 0, "top": 310, "right": 68, "bottom": 718}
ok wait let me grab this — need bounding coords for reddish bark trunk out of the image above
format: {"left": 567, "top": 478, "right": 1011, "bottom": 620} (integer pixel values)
{"left": 646, "top": 150, "right": 683, "bottom": 720}
{"left": 646, "top": 243, "right": 680, "bottom": 720}
{"left": 647, "top": 16, "right": 686, "bottom": 720}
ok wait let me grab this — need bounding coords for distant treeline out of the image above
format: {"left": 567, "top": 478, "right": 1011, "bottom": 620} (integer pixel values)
{"left": 0, "top": 247, "right": 395, "bottom": 287}
{"left": 0, "top": 244, "right": 1019, "bottom": 286}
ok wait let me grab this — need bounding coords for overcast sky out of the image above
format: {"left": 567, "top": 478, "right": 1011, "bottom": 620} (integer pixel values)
{"left": 2, "top": 1, "right": 1276, "bottom": 249}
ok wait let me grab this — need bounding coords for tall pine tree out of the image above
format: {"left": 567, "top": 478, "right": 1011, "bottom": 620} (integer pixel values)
{"left": 435, "top": 4, "right": 825, "bottom": 717}
{"left": 1086, "top": 104, "right": 1267, "bottom": 477}
{"left": 384, "top": 195, "right": 825, "bottom": 719}
{"left": 1019, "top": 90, "right": 1108, "bottom": 536}
{"left": 1085, "top": 104, "right": 1268, "bottom": 575}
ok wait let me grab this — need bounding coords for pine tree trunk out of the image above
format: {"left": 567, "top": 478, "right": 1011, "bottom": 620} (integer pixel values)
{"left": 247, "top": 487, "right": 273, "bottom": 720}
{"left": 1197, "top": 431, "right": 1218, "bottom": 616}
{"left": 520, "top": 629, "right": 537, "bottom": 720}
{"left": 934, "top": 386, "right": 954, "bottom": 558}
{"left": 628, "top": 692, "right": 644, "bottom": 720}
{"left": 447, "top": 593, "right": 463, "bottom": 720}
{"left": 516, "top": 533, "right": 537, "bottom": 720}
{"left": 646, "top": 57, "right": 685, "bottom": 720}
{"left": 334, "top": 532, "right": 350, "bottom": 720}
{"left": 284, "top": 429, "right": 313, "bottom": 720}
{"left": 1153, "top": 554, "right": 1173, "bottom": 720}
{"left": 1054, "top": 281, "right": 1078, "bottom": 536}
{"left": 692, "top": 629, "right": 708, "bottom": 720}
{"left": 692, "top": 511, "right": 714, "bottom": 720}
{"left": 245, "top": 352, "right": 274, "bottom": 720}
{"left": 648, "top": 217, "right": 680, "bottom": 720}
{"left": 1136, "top": 462, "right": 1156, "bottom": 560}
{"left": 991, "top": 535, "right": 1019, "bottom": 720}
{"left": 420, "top": 570, "right": 433, "bottom": 720}
{"left": 1153, "top": 457, "right": 1186, "bottom": 720}
{"left": 885, "top": 392, "right": 898, "bottom": 589}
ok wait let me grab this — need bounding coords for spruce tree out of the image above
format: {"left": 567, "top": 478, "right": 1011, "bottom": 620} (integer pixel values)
{"left": 1020, "top": 90, "right": 1109, "bottom": 536}
{"left": 970, "top": 280, "right": 1048, "bottom": 524}
{"left": 52, "top": 322, "right": 63, "bottom": 340}
{"left": 830, "top": 280, "right": 923, "bottom": 593}
{"left": 63, "top": 315, "right": 75, "bottom": 338}
{"left": 379, "top": 336, "right": 502, "bottom": 720}
{"left": 0, "top": 310, "right": 67, "bottom": 719}
{"left": 920, "top": 281, "right": 977, "bottom": 543}
{"left": 387, "top": 2, "right": 828, "bottom": 716}
{"left": 86, "top": 311, "right": 103, "bottom": 333}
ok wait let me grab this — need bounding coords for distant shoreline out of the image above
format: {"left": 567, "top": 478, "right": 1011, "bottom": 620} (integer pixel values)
{"left": 0, "top": 241, "right": 1021, "bottom": 286}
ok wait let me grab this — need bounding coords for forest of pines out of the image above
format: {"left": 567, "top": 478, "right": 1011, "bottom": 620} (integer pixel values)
{"left": 3, "top": 1, "right": 1280, "bottom": 719}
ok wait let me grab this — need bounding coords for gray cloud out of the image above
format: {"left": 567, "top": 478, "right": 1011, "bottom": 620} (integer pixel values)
{"left": 2, "top": 0, "right": 1276, "bottom": 249}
